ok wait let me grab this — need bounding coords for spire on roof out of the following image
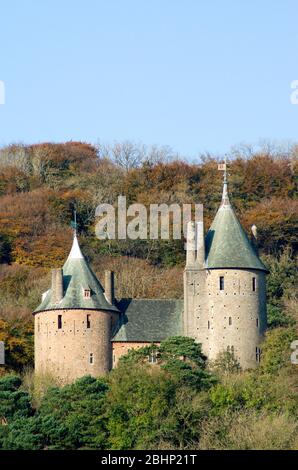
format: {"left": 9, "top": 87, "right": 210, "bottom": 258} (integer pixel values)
{"left": 70, "top": 208, "right": 78, "bottom": 233}
{"left": 205, "top": 156, "right": 268, "bottom": 273}
{"left": 68, "top": 209, "right": 83, "bottom": 259}
{"left": 220, "top": 154, "right": 230, "bottom": 207}
{"left": 68, "top": 232, "right": 84, "bottom": 259}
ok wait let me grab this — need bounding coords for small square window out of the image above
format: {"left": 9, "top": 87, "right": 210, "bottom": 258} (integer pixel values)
{"left": 84, "top": 289, "right": 91, "bottom": 299}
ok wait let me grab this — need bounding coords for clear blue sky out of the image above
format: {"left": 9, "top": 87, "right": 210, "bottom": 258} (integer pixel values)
{"left": 0, "top": 0, "right": 297, "bottom": 158}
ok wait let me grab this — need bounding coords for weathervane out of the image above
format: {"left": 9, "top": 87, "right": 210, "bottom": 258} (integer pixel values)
{"left": 218, "top": 154, "right": 228, "bottom": 179}
{"left": 218, "top": 154, "right": 230, "bottom": 205}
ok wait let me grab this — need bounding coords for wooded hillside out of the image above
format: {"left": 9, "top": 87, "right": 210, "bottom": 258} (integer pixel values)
{"left": 0, "top": 141, "right": 297, "bottom": 450}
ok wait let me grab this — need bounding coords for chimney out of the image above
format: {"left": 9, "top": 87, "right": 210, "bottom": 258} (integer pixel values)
{"left": 105, "top": 270, "right": 115, "bottom": 305}
{"left": 186, "top": 221, "right": 196, "bottom": 267}
{"left": 196, "top": 220, "right": 205, "bottom": 268}
{"left": 251, "top": 224, "right": 259, "bottom": 254}
{"left": 51, "top": 268, "right": 63, "bottom": 304}
{"left": 195, "top": 203, "right": 205, "bottom": 267}
{"left": 251, "top": 224, "right": 258, "bottom": 240}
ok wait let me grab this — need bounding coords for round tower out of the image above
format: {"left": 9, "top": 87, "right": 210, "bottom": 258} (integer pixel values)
{"left": 33, "top": 233, "right": 119, "bottom": 383}
{"left": 184, "top": 163, "right": 268, "bottom": 369}
{"left": 204, "top": 167, "right": 268, "bottom": 369}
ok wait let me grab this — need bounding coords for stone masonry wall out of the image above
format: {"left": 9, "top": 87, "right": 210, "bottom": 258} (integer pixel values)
{"left": 35, "top": 309, "right": 118, "bottom": 383}
{"left": 184, "top": 267, "right": 267, "bottom": 369}
{"left": 205, "top": 269, "right": 266, "bottom": 369}
{"left": 112, "top": 342, "right": 160, "bottom": 367}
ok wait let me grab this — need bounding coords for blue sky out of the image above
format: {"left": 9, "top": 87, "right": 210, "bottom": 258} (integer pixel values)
{"left": 0, "top": 0, "right": 297, "bottom": 158}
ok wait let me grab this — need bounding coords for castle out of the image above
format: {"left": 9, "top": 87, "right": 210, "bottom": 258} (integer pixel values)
{"left": 34, "top": 172, "right": 268, "bottom": 382}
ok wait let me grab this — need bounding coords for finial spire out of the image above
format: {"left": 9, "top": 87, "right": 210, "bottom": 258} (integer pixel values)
{"left": 220, "top": 154, "right": 230, "bottom": 207}
{"left": 68, "top": 208, "right": 83, "bottom": 258}
{"left": 70, "top": 208, "right": 78, "bottom": 235}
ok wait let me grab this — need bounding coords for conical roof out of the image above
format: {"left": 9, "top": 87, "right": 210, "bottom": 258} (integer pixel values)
{"left": 205, "top": 173, "right": 268, "bottom": 272}
{"left": 34, "top": 233, "right": 119, "bottom": 313}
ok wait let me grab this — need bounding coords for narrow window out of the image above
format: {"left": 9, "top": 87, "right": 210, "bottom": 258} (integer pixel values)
{"left": 231, "top": 345, "right": 234, "bottom": 354}
{"left": 256, "top": 318, "right": 259, "bottom": 327}
{"left": 89, "top": 353, "right": 94, "bottom": 364}
{"left": 208, "top": 320, "right": 210, "bottom": 329}
{"left": 229, "top": 317, "right": 232, "bottom": 325}
{"left": 252, "top": 277, "right": 256, "bottom": 292}
{"left": 219, "top": 276, "right": 224, "bottom": 291}
{"left": 256, "top": 347, "right": 261, "bottom": 362}
{"left": 87, "top": 314, "right": 91, "bottom": 329}
{"left": 148, "top": 351, "right": 157, "bottom": 364}
{"left": 37, "top": 318, "right": 40, "bottom": 332}
{"left": 58, "top": 315, "right": 62, "bottom": 329}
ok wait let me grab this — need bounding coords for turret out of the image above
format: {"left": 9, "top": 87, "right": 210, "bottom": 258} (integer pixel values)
{"left": 33, "top": 230, "right": 119, "bottom": 383}
{"left": 183, "top": 160, "right": 268, "bottom": 369}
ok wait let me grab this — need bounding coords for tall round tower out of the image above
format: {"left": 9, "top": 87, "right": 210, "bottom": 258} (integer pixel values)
{"left": 33, "top": 233, "right": 119, "bottom": 383}
{"left": 184, "top": 165, "right": 268, "bottom": 369}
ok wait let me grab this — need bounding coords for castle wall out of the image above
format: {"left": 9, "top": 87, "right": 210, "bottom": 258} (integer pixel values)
{"left": 35, "top": 309, "right": 118, "bottom": 383}
{"left": 205, "top": 269, "right": 266, "bottom": 368}
{"left": 112, "top": 342, "right": 160, "bottom": 367}
{"left": 183, "top": 268, "right": 208, "bottom": 339}
{"left": 184, "top": 267, "right": 267, "bottom": 369}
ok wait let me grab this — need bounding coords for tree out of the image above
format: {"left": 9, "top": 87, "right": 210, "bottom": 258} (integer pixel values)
{"left": 210, "top": 350, "right": 241, "bottom": 375}
{"left": 120, "top": 336, "right": 217, "bottom": 390}
{"left": 262, "top": 250, "right": 297, "bottom": 327}
{"left": 0, "top": 235, "right": 11, "bottom": 263}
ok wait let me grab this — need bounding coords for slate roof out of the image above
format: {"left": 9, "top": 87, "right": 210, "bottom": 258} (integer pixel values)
{"left": 112, "top": 299, "right": 183, "bottom": 342}
{"left": 205, "top": 182, "right": 268, "bottom": 272}
{"left": 34, "top": 234, "right": 119, "bottom": 313}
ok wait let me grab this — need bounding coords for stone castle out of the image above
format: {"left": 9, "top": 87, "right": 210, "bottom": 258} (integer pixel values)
{"left": 34, "top": 172, "right": 268, "bottom": 382}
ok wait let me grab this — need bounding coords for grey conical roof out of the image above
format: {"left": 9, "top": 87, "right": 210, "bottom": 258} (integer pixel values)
{"left": 205, "top": 178, "right": 268, "bottom": 272}
{"left": 34, "top": 234, "right": 119, "bottom": 313}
